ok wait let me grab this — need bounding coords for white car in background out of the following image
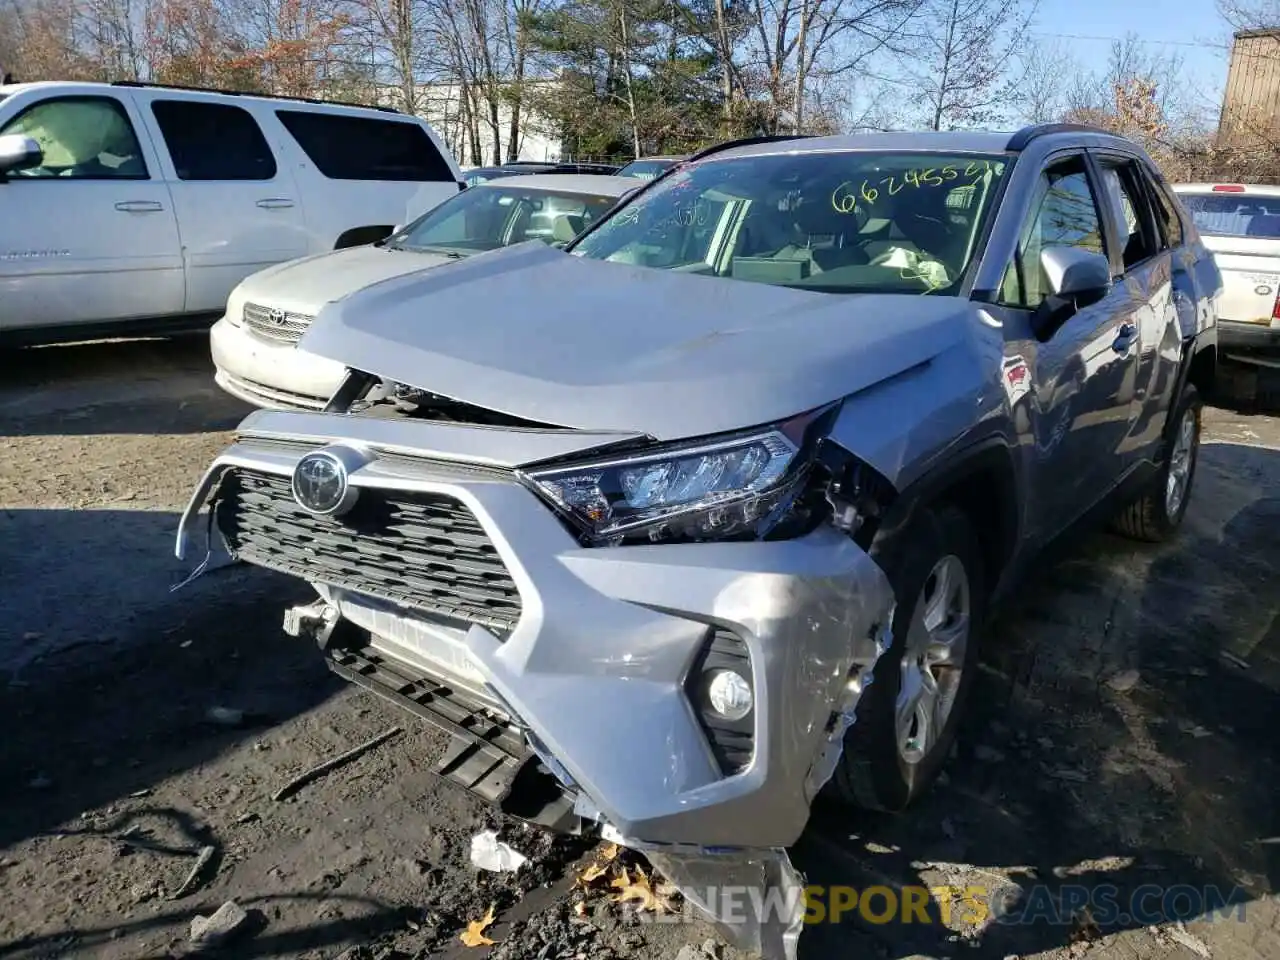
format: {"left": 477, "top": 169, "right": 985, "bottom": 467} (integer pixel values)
{"left": 212, "top": 174, "right": 635, "bottom": 409}
{"left": 0, "top": 80, "right": 463, "bottom": 346}
{"left": 1174, "top": 182, "right": 1280, "bottom": 380}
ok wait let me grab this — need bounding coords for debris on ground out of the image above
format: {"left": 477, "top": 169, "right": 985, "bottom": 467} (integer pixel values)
{"left": 189, "top": 899, "right": 251, "bottom": 949}
{"left": 459, "top": 904, "right": 498, "bottom": 947}
{"left": 130, "top": 878, "right": 163, "bottom": 903}
{"left": 1166, "top": 921, "right": 1212, "bottom": 958}
{"left": 610, "top": 865, "right": 675, "bottom": 914}
{"left": 271, "top": 726, "right": 402, "bottom": 801}
{"left": 171, "top": 843, "right": 218, "bottom": 899}
{"left": 1105, "top": 669, "right": 1141, "bottom": 693}
{"left": 470, "top": 829, "right": 529, "bottom": 873}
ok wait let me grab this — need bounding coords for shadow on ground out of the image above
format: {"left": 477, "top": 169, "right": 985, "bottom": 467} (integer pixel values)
{"left": 0, "top": 337, "right": 251, "bottom": 437}
{"left": 793, "top": 439, "right": 1280, "bottom": 958}
{"left": 0, "top": 507, "right": 323, "bottom": 850}
{"left": 0, "top": 890, "right": 415, "bottom": 959}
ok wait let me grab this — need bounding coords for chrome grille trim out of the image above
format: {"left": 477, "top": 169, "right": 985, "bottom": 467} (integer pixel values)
{"left": 242, "top": 302, "right": 315, "bottom": 345}
{"left": 215, "top": 469, "right": 523, "bottom": 633}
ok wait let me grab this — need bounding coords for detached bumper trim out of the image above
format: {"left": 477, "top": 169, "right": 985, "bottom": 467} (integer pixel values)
{"left": 326, "top": 640, "right": 578, "bottom": 830}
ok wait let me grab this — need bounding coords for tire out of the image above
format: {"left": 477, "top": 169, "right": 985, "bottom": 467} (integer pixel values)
{"left": 826, "top": 505, "right": 986, "bottom": 812}
{"left": 1110, "top": 384, "right": 1202, "bottom": 543}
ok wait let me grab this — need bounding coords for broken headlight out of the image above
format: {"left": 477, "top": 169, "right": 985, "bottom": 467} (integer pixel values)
{"left": 520, "top": 413, "right": 825, "bottom": 546}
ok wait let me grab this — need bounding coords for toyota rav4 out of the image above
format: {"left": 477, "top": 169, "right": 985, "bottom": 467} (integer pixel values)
{"left": 175, "top": 125, "right": 1220, "bottom": 959}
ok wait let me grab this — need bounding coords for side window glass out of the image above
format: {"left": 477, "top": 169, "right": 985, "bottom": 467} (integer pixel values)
{"left": 1098, "top": 161, "right": 1159, "bottom": 268}
{"left": 275, "top": 110, "right": 454, "bottom": 182}
{"left": 151, "top": 100, "right": 276, "bottom": 181}
{"left": 0, "top": 96, "right": 147, "bottom": 179}
{"left": 1000, "top": 160, "right": 1106, "bottom": 308}
{"left": 1148, "top": 176, "right": 1184, "bottom": 247}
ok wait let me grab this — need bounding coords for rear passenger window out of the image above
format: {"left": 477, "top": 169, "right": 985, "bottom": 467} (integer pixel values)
{"left": 1148, "top": 177, "right": 1184, "bottom": 247}
{"left": 1097, "top": 160, "right": 1159, "bottom": 268}
{"left": 151, "top": 100, "right": 277, "bottom": 181}
{"left": 276, "top": 110, "right": 453, "bottom": 182}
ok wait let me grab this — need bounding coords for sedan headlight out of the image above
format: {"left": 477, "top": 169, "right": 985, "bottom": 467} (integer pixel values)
{"left": 520, "top": 417, "right": 822, "bottom": 546}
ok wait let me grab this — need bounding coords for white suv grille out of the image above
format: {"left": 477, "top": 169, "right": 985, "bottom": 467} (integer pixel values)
{"left": 242, "top": 302, "right": 315, "bottom": 344}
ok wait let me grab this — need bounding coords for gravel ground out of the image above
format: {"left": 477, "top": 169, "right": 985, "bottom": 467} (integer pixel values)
{"left": 0, "top": 337, "right": 1277, "bottom": 960}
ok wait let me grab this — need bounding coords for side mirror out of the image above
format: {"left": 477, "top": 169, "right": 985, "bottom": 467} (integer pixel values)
{"left": 0, "top": 134, "right": 42, "bottom": 177}
{"left": 1031, "top": 246, "right": 1112, "bottom": 341}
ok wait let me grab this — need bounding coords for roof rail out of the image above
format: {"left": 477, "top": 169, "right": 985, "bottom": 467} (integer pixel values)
{"left": 110, "top": 80, "right": 401, "bottom": 114}
{"left": 1006, "top": 122, "right": 1117, "bottom": 151}
{"left": 686, "top": 133, "right": 815, "bottom": 163}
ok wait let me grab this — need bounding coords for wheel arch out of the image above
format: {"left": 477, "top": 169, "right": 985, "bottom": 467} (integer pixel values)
{"left": 874, "top": 437, "right": 1023, "bottom": 603}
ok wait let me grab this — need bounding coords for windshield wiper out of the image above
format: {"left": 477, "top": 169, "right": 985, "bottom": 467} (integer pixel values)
{"left": 389, "top": 244, "right": 468, "bottom": 258}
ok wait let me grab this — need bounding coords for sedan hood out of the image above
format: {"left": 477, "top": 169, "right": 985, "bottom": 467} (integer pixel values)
{"left": 303, "top": 242, "right": 976, "bottom": 440}
{"left": 237, "top": 244, "right": 455, "bottom": 315}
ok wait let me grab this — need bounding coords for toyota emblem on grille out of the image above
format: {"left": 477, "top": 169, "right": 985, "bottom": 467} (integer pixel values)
{"left": 292, "top": 451, "right": 357, "bottom": 516}
{"left": 267, "top": 307, "right": 288, "bottom": 326}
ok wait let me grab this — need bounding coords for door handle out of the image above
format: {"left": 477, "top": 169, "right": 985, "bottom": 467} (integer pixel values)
{"left": 1112, "top": 322, "right": 1137, "bottom": 353}
{"left": 114, "top": 200, "right": 164, "bottom": 213}
{"left": 256, "top": 198, "right": 295, "bottom": 209}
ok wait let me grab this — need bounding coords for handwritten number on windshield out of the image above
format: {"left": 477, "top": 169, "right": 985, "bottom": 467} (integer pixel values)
{"left": 830, "top": 160, "right": 996, "bottom": 215}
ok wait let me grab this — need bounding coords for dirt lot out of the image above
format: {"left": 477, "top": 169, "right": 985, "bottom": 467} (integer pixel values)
{"left": 1, "top": 338, "right": 1277, "bottom": 960}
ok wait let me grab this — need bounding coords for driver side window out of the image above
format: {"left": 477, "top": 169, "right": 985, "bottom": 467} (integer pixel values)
{"left": 1000, "top": 158, "right": 1106, "bottom": 308}
{"left": 0, "top": 96, "right": 147, "bottom": 179}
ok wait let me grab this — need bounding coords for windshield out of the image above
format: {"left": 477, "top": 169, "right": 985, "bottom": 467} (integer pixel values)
{"left": 388, "top": 184, "right": 618, "bottom": 254}
{"left": 573, "top": 151, "right": 1008, "bottom": 294}
{"left": 617, "top": 159, "right": 676, "bottom": 180}
{"left": 1178, "top": 193, "right": 1280, "bottom": 239}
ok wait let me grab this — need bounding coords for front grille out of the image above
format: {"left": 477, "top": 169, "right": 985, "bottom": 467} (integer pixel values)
{"left": 215, "top": 469, "right": 522, "bottom": 633}
{"left": 242, "top": 302, "right": 315, "bottom": 345}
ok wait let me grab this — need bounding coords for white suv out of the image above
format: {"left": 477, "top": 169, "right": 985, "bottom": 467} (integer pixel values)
{"left": 0, "top": 80, "right": 464, "bottom": 346}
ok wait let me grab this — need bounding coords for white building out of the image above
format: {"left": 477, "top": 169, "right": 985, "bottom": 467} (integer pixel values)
{"left": 375, "top": 80, "right": 563, "bottom": 167}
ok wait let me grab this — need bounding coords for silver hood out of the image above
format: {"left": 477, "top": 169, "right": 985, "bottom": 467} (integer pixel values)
{"left": 301, "top": 241, "right": 975, "bottom": 440}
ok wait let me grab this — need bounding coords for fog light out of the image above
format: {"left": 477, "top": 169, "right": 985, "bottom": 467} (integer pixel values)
{"left": 706, "top": 669, "right": 753, "bottom": 721}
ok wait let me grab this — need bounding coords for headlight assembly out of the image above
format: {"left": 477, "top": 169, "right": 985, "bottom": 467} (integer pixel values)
{"left": 520, "top": 413, "right": 827, "bottom": 546}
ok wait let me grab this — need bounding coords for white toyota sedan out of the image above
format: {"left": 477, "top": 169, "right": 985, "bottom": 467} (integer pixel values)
{"left": 211, "top": 174, "right": 635, "bottom": 410}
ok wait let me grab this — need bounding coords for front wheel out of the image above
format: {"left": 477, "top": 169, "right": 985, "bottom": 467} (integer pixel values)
{"left": 826, "top": 506, "right": 986, "bottom": 812}
{"left": 1111, "top": 384, "right": 1202, "bottom": 543}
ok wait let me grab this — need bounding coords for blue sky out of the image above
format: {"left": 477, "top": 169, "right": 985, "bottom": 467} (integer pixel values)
{"left": 1030, "top": 0, "right": 1233, "bottom": 112}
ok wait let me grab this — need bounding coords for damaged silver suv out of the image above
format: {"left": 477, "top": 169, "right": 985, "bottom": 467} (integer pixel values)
{"left": 177, "top": 125, "right": 1220, "bottom": 956}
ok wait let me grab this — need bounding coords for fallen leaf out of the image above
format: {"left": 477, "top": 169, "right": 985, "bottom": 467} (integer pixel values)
{"left": 573, "top": 899, "right": 587, "bottom": 917}
{"left": 575, "top": 862, "right": 609, "bottom": 888}
{"left": 610, "top": 866, "right": 672, "bottom": 913}
{"left": 459, "top": 904, "right": 498, "bottom": 947}
{"left": 601, "top": 843, "right": 619, "bottom": 861}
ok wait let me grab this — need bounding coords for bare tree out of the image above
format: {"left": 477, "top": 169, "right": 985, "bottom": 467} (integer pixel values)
{"left": 900, "top": 0, "right": 1033, "bottom": 130}
{"left": 1011, "top": 37, "right": 1074, "bottom": 124}
{"left": 742, "top": 0, "right": 922, "bottom": 133}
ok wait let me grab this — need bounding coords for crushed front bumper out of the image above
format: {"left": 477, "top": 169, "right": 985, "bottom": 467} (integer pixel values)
{"left": 175, "top": 409, "right": 896, "bottom": 952}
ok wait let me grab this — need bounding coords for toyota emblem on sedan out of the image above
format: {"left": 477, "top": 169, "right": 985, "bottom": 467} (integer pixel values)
{"left": 268, "top": 307, "right": 288, "bottom": 326}
{"left": 292, "top": 451, "right": 357, "bottom": 516}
